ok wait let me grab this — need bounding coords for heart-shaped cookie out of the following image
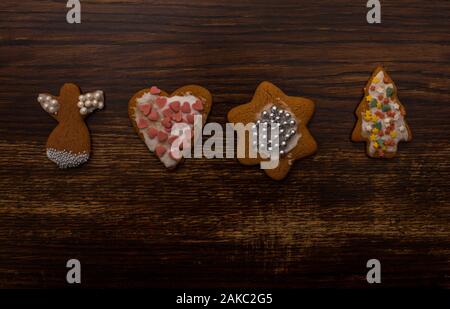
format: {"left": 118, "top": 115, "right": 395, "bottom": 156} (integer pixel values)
{"left": 128, "top": 85, "right": 212, "bottom": 169}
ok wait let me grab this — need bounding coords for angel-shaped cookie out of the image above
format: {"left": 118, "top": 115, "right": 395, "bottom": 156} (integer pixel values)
{"left": 37, "top": 83, "right": 104, "bottom": 168}
{"left": 227, "top": 81, "right": 317, "bottom": 180}
{"left": 352, "top": 66, "right": 412, "bottom": 158}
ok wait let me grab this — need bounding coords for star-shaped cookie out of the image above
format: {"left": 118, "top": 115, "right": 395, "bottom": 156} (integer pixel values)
{"left": 227, "top": 81, "right": 317, "bottom": 180}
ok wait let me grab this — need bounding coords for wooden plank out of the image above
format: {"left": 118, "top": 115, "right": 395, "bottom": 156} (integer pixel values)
{"left": 0, "top": 0, "right": 449, "bottom": 287}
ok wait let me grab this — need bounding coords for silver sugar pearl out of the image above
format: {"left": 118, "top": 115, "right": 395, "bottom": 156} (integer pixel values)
{"left": 80, "top": 107, "right": 88, "bottom": 115}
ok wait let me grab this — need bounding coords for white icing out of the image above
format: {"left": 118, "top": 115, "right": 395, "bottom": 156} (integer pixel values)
{"left": 361, "top": 70, "right": 409, "bottom": 156}
{"left": 134, "top": 92, "right": 202, "bottom": 168}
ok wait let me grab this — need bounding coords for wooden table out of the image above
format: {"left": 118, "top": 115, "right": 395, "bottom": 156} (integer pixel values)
{"left": 0, "top": 0, "right": 448, "bottom": 288}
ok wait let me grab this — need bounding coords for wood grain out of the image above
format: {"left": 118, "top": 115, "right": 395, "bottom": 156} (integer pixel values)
{"left": 0, "top": 0, "right": 449, "bottom": 288}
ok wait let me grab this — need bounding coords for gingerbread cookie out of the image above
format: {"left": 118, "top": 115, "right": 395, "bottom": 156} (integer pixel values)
{"left": 37, "top": 83, "right": 104, "bottom": 168}
{"left": 128, "top": 85, "right": 212, "bottom": 169}
{"left": 352, "top": 66, "right": 412, "bottom": 158}
{"left": 227, "top": 81, "right": 317, "bottom": 180}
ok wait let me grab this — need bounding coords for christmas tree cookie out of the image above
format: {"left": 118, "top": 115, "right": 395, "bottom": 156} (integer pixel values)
{"left": 352, "top": 66, "right": 412, "bottom": 158}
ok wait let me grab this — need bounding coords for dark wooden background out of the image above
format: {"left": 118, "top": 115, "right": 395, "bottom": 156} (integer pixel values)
{"left": 0, "top": 0, "right": 449, "bottom": 288}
